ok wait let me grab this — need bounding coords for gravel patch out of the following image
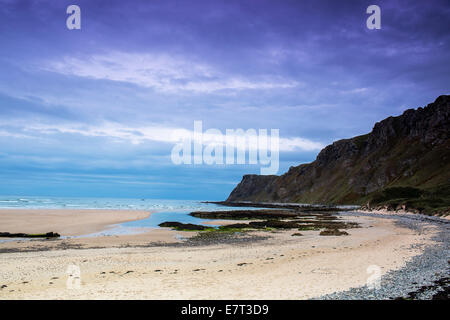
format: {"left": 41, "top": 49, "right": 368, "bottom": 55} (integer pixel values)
{"left": 317, "top": 211, "right": 449, "bottom": 300}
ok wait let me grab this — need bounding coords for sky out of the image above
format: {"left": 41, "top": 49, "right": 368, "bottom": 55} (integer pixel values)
{"left": 0, "top": 0, "right": 449, "bottom": 200}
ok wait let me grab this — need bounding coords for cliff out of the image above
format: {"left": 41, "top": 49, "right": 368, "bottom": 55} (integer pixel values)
{"left": 226, "top": 95, "right": 450, "bottom": 215}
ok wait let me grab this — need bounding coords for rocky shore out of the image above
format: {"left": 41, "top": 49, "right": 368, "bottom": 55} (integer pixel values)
{"left": 204, "top": 201, "right": 343, "bottom": 211}
{"left": 157, "top": 207, "right": 360, "bottom": 237}
{"left": 0, "top": 232, "right": 60, "bottom": 239}
{"left": 318, "top": 211, "right": 449, "bottom": 300}
{"left": 0, "top": 207, "right": 443, "bottom": 299}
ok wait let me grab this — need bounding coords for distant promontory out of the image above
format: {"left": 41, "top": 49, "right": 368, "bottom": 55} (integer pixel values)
{"left": 226, "top": 95, "right": 450, "bottom": 215}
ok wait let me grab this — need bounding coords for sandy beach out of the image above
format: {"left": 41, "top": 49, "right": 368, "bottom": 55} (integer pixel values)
{"left": 0, "top": 209, "right": 441, "bottom": 299}
{"left": 0, "top": 209, "right": 151, "bottom": 236}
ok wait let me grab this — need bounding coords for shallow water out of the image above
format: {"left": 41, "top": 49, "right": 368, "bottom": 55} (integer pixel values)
{"left": 0, "top": 196, "right": 263, "bottom": 237}
{"left": 0, "top": 196, "right": 357, "bottom": 238}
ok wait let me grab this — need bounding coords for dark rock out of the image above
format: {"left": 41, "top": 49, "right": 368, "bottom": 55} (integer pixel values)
{"left": 225, "top": 95, "right": 450, "bottom": 215}
{"left": 190, "top": 209, "right": 300, "bottom": 220}
{"left": 158, "top": 222, "right": 210, "bottom": 231}
{"left": 220, "top": 223, "right": 255, "bottom": 229}
{"left": 205, "top": 201, "right": 341, "bottom": 211}
{"left": 319, "top": 229, "right": 349, "bottom": 236}
{"left": 237, "top": 263, "right": 251, "bottom": 266}
{"left": 249, "top": 220, "right": 300, "bottom": 229}
{"left": 0, "top": 232, "right": 60, "bottom": 238}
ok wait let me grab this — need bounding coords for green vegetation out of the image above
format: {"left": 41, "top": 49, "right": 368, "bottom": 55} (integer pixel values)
{"left": 226, "top": 96, "right": 450, "bottom": 216}
{"left": 366, "top": 184, "right": 450, "bottom": 216}
{"left": 297, "top": 225, "right": 320, "bottom": 231}
{"left": 352, "top": 133, "right": 369, "bottom": 149}
{"left": 370, "top": 186, "right": 424, "bottom": 203}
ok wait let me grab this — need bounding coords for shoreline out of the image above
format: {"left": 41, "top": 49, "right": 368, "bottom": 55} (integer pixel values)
{"left": 0, "top": 208, "right": 447, "bottom": 299}
{"left": 354, "top": 209, "right": 450, "bottom": 223}
{"left": 320, "top": 211, "right": 449, "bottom": 299}
{"left": 0, "top": 209, "right": 151, "bottom": 237}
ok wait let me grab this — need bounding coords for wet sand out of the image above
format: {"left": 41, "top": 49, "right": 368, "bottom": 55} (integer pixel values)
{"left": 0, "top": 212, "right": 438, "bottom": 299}
{"left": 0, "top": 209, "right": 151, "bottom": 236}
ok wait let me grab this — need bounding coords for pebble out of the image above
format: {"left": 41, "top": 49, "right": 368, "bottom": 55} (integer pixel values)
{"left": 317, "top": 211, "right": 449, "bottom": 300}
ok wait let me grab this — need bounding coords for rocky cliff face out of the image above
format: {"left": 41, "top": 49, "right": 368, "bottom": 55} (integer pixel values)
{"left": 227, "top": 95, "right": 450, "bottom": 209}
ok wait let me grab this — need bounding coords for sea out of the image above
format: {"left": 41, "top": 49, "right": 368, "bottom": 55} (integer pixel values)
{"left": 0, "top": 196, "right": 264, "bottom": 238}
{"left": 0, "top": 196, "right": 359, "bottom": 240}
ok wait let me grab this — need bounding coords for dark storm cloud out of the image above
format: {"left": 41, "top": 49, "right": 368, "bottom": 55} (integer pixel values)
{"left": 0, "top": 0, "right": 448, "bottom": 198}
